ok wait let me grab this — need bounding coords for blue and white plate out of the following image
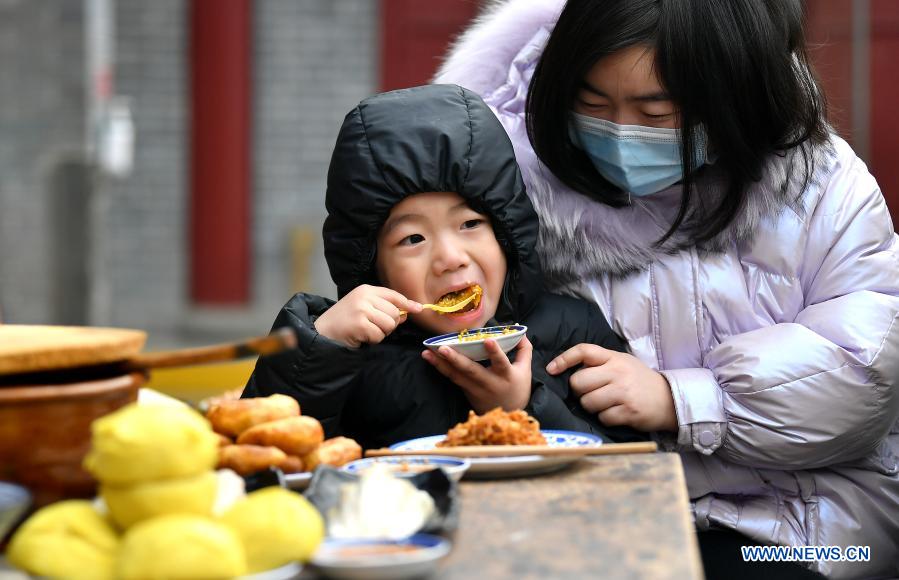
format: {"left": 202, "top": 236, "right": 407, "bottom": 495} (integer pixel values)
{"left": 423, "top": 325, "right": 527, "bottom": 362}
{"left": 310, "top": 533, "right": 451, "bottom": 580}
{"left": 389, "top": 430, "right": 602, "bottom": 479}
{"left": 341, "top": 455, "right": 470, "bottom": 483}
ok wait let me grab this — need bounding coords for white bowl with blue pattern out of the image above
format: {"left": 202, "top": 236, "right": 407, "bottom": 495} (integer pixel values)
{"left": 423, "top": 325, "right": 527, "bottom": 362}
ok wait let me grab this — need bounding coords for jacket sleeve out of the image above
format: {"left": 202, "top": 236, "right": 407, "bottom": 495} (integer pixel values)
{"left": 661, "top": 146, "right": 899, "bottom": 469}
{"left": 527, "top": 299, "right": 645, "bottom": 442}
{"left": 243, "top": 292, "right": 365, "bottom": 438}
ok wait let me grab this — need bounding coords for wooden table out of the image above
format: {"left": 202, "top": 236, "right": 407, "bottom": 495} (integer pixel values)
{"left": 436, "top": 452, "right": 703, "bottom": 579}
{"left": 1, "top": 453, "right": 702, "bottom": 580}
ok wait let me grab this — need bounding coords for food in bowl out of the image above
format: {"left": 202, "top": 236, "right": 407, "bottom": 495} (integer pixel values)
{"left": 457, "top": 326, "right": 517, "bottom": 342}
{"left": 438, "top": 407, "right": 547, "bottom": 447}
{"left": 423, "top": 324, "right": 527, "bottom": 362}
{"left": 327, "top": 464, "right": 435, "bottom": 539}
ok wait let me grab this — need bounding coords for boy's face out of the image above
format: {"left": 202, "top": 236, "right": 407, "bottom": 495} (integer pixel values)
{"left": 376, "top": 191, "right": 508, "bottom": 335}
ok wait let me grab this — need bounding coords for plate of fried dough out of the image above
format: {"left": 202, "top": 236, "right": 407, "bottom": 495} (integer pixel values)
{"left": 204, "top": 393, "right": 362, "bottom": 489}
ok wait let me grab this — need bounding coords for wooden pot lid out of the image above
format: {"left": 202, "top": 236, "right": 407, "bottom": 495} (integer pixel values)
{"left": 0, "top": 325, "right": 147, "bottom": 375}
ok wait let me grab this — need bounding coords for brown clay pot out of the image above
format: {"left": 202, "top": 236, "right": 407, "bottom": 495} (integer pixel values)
{"left": 0, "top": 372, "right": 143, "bottom": 508}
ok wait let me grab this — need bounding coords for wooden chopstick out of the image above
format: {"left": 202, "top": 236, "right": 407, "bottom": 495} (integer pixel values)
{"left": 122, "top": 327, "right": 297, "bottom": 371}
{"left": 365, "top": 441, "right": 658, "bottom": 458}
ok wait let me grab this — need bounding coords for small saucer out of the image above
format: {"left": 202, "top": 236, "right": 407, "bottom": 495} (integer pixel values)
{"left": 310, "top": 534, "right": 450, "bottom": 580}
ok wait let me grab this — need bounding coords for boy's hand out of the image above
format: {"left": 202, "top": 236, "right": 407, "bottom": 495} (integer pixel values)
{"left": 546, "top": 344, "right": 677, "bottom": 432}
{"left": 314, "top": 285, "right": 422, "bottom": 348}
{"left": 422, "top": 336, "right": 533, "bottom": 414}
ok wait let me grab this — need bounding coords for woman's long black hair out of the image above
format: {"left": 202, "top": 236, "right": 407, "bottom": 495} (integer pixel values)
{"left": 526, "top": 0, "right": 828, "bottom": 245}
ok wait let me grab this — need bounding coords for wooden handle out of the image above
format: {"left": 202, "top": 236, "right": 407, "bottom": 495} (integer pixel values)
{"left": 365, "top": 441, "right": 658, "bottom": 458}
{"left": 122, "top": 327, "right": 298, "bottom": 371}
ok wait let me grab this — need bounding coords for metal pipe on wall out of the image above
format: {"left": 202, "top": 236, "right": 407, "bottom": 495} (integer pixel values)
{"left": 851, "top": 0, "right": 871, "bottom": 161}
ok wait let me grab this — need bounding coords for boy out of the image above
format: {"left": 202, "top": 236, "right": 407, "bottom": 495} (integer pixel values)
{"left": 244, "top": 84, "right": 641, "bottom": 449}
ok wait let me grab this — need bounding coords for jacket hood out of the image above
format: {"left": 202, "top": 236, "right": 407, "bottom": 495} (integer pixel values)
{"left": 323, "top": 83, "right": 543, "bottom": 322}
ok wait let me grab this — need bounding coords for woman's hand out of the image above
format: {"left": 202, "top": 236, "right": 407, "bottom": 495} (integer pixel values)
{"left": 314, "top": 285, "right": 422, "bottom": 348}
{"left": 421, "top": 336, "right": 533, "bottom": 414}
{"left": 547, "top": 344, "right": 677, "bottom": 432}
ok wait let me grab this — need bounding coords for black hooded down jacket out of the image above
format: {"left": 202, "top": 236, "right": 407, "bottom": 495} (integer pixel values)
{"left": 243, "top": 84, "right": 641, "bottom": 448}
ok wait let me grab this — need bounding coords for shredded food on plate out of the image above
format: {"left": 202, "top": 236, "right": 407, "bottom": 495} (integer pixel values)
{"left": 438, "top": 407, "right": 547, "bottom": 447}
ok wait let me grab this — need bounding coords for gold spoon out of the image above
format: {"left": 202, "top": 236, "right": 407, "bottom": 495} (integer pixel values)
{"left": 400, "top": 292, "right": 478, "bottom": 316}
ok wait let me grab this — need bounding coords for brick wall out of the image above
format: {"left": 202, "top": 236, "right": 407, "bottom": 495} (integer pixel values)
{"left": 0, "top": 0, "right": 87, "bottom": 324}
{"left": 252, "top": 0, "right": 377, "bottom": 327}
{"left": 90, "top": 0, "right": 189, "bottom": 334}
{"left": 0, "top": 0, "right": 378, "bottom": 345}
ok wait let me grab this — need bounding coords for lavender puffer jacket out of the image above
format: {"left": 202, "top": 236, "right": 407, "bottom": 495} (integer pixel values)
{"left": 435, "top": 1, "right": 899, "bottom": 577}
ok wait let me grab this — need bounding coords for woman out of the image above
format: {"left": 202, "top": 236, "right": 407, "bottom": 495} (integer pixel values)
{"left": 434, "top": 0, "right": 899, "bottom": 578}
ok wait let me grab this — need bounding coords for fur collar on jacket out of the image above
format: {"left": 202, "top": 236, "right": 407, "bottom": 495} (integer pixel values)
{"left": 435, "top": 0, "right": 836, "bottom": 284}
{"left": 523, "top": 148, "right": 834, "bottom": 285}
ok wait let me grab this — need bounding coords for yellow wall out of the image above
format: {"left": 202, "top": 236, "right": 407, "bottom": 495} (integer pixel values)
{"left": 143, "top": 358, "right": 256, "bottom": 404}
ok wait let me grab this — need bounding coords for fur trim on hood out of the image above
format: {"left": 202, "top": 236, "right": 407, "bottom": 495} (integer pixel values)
{"left": 436, "top": 0, "right": 565, "bottom": 98}
{"left": 525, "top": 147, "right": 835, "bottom": 286}
{"left": 435, "top": 0, "right": 836, "bottom": 285}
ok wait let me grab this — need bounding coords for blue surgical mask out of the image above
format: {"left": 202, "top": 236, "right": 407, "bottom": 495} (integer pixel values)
{"left": 570, "top": 113, "right": 708, "bottom": 196}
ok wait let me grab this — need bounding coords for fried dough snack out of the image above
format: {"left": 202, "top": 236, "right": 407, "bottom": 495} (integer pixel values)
{"left": 218, "top": 445, "right": 289, "bottom": 476}
{"left": 197, "top": 387, "right": 244, "bottom": 414}
{"left": 206, "top": 392, "right": 359, "bottom": 476}
{"left": 206, "top": 394, "right": 300, "bottom": 437}
{"left": 215, "top": 433, "right": 233, "bottom": 448}
{"left": 301, "top": 437, "right": 362, "bottom": 471}
{"left": 278, "top": 455, "right": 306, "bottom": 474}
{"left": 438, "top": 407, "right": 547, "bottom": 446}
{"left": 236, "top": 416, "right": 324, "bottom": 456}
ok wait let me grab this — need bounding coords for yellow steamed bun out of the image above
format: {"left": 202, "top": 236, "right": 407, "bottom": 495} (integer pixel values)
{"left": 221, "top": 486, "right": 324, "bottom": 573}
{"left": 117, "top": 514, "right": 246, "bottom": 580}
{"left": 101, "top": 470, "right": 218, "bottom": 530}
{"left": 84, "top": 403, "right": 218, "bottom": 485}
{"left": 7, "top": 500, "right": 118, "bottom": 580}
